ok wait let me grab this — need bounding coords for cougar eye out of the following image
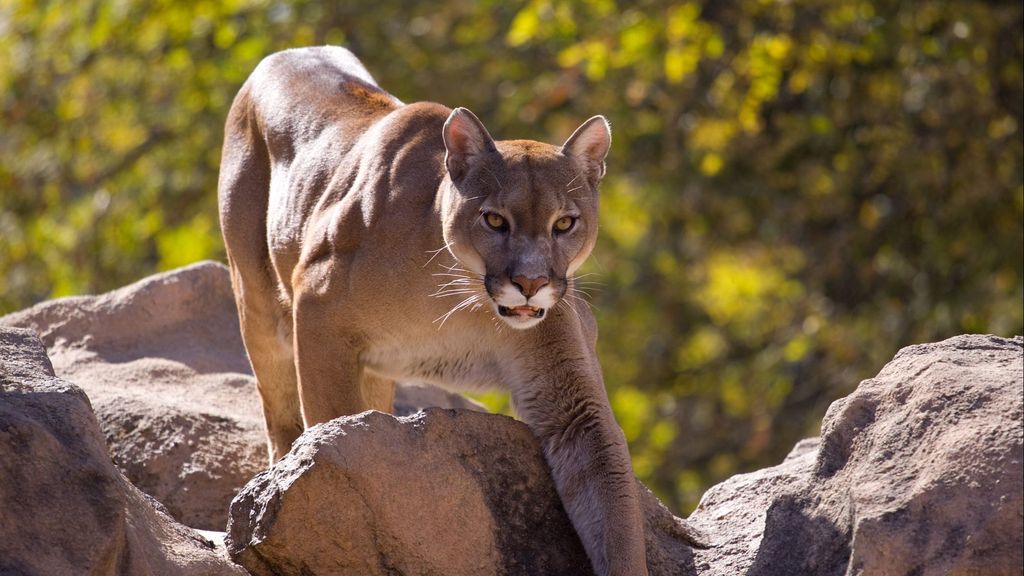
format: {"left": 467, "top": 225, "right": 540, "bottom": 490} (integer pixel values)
{"left": 553, "top": 216, "right": 576, "bottom": 233}
{"left": 484, "top": 212, "right": 507, "bottom": 231}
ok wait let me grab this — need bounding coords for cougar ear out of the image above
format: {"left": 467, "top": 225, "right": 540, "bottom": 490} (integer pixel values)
{"left": 443, "top": 107, "right": 496, "bottom": 182}
{"left": 561, "top": 116, "right": 611, "bottom": 187}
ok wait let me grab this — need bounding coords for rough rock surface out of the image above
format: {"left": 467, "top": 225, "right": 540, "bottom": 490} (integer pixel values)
{"left": 0, "top": 261, "right": 482, "bottom": 530}
{"left": 687, "top": 437, "right": 823, "bottom": 576}
{"left": 226, "top": 334, "right": 1022, "bottom": 576}
{"left": 686, "top": 334, "right": 1024, "bottom": 576}
{"left": 226, "top": 408, "right": 704, "bottom": 576}
{"left": 0, "top": 327, "right": 248, "bottom": 576}
{"left": 227, "top": 409, "right": 589, "bottom": 575}
{"left": 4, "top": 262, "right": 1020, "bottom": 575}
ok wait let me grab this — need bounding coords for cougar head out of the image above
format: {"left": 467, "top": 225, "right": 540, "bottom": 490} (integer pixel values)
{"left": 439, "top": 107, "right": 610, "bottom": 330}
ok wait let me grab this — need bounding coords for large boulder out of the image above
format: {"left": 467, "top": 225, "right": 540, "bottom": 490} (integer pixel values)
{"left": 0, "top": 261, "right": 482, "bottom": 530}
{"left": 225, "top": 408, "right": 705, "bottom": 576}
{"left": 226, "top": 409, "right": 591, "bottom": 575}
{"left": 1, "top": 262, "right": 266, "bottom": 531}
{"left": 685, "top": 437, "right": 822, "bottom": 575}
{"left": 0, "top": 327, "right": 248, "bottom": 576}
{"left": 686, "top": 334, "right": 1023, "bottom": 576}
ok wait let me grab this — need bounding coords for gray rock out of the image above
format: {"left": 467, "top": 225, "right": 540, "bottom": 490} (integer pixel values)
{"left": 687, "top": 334, "right": 1024, "bottom": 576}
{"left": 0, "top": 327, "right": 249, "bottom": 576}
{"left": 393, "top": 381, "right": 488, "bottom": 416}
{"left": 0, "top": 260, "right": 483, "bottom": 530}
{"left": 5, "top": 262, "right": 1019, "bottom": 575}
{"left": 225, "top": 408, "right": 705, "bottom": 576}
{"left": 1, "top": 262, "right": 267, "bottom": 531}
{"left": 685, "top": 438, "right": 821, "bottom": 575}
{"left": 226, "top": 409, "right": 593, "bottom": 576}
{"left": 226, "top": 335, "right": 1022, "bottom": 575}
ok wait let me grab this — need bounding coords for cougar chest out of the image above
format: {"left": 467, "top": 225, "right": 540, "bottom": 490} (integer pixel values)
{"left": 362, "top": 338, "right": 502, "bottom": 392}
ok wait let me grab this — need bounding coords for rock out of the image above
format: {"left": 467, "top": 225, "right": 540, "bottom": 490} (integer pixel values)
{"left": 686, "top": 334, "right": 1023, "bottom": 576}
{"left": 226, "top": 335, "right": 1022, "bottom": 576}
{"left": 0, "top": 261, "right": 483, "bottom": 531}
{"left": 684, "top": 438, "right": 822, "bottom": 576}
{"left": 0, "top": 327, "right": 249, "bottom": 576}
{"left": 226, "top": 406, "right": 706, "bottom": 576}
{"left": 5, "top": 262, "right": 1019, "bottom": 574}
{"left": 1, "top": 261, "right": 266, "bottom": 531}
{"left": 226, "top": 409, "right": 594, "bottom": 576}
{"left": 393, "top": 381, "right": 487, "bottom": 416}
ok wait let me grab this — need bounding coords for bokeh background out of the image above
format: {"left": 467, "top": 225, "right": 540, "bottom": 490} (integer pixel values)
{"left": 2, "top": 0, "right": 1021, "bottom": 514}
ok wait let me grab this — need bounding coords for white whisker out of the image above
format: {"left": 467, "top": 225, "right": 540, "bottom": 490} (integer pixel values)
{"left": 431, "top": 290, "right": 480, "bottom": 299}
{"left": 434, "top": 280, "right": 481, "bottom": 289}
{"left": 440, "top": 262, "right": 476, "bottom": 274}
{"left": 565, "top": 291, "right": 595, "bottom": 311}
{"left": 571, "top": 286, "right": 599, "bottom": 297}
{"left": 432, "top": 276, "right": 483, "bottom": 292}
{"left": 565, "top": 172, "right": 582, "bottom": 189}
{"left": 435, "top": 293, "right": 483, "bottom": 329}
{"left": 568, "top": 275, "right": 603, "bottom": 299}
{"left": 432, "top": 273, "right": 482, "bottom": 279}
{"left": 488, "top": 314, "right": 506, "bottom": 334}
{"left": 482, "top": 167, "right": 503, "bottom": 191}
{"left": 436, "top": 288, "right": 478, "bottom": 296}
{"left": 435, "top": 283, "right": 480, "bottom": 293}
{"left": 558, "top": 298, "right": 585, "bottom": 325}
{"left": 422, "top": 242, "right": 454, "bottom": 268}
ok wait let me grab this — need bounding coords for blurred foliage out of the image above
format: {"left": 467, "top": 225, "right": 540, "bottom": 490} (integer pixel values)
{"left": 2, "top": 0, "right": 1021, "bottom": 513}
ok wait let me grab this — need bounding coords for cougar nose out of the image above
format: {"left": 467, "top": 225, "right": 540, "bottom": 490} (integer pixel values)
{"left": 511, "top": 275, "right": 549, "bottom": 298}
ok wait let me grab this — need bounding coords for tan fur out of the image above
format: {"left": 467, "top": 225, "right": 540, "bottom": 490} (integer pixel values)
{"left": 218, "top": 46, "right": 648, "bottom": 576}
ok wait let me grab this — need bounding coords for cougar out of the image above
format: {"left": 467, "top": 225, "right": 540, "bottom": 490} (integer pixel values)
{"left": 219, "top": 46, "right": 648, "bottom": 575}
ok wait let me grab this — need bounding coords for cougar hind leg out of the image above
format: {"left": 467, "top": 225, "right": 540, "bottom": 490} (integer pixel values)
{"left": 219, "top": 85, "right": 303, "bottom": 463}
{"left": 231, "top": 265, "right": 304, "bottom": 463}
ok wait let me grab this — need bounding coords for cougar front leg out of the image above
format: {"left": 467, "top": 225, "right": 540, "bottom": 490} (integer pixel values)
{"left": 511, "top": 339, "right": 648, "bottom": 575}
{"left": 292, "top": 288, "right": 373, "bottom": 425}
{"left": 360, "top": 371, "right": 396, "bottom": 414}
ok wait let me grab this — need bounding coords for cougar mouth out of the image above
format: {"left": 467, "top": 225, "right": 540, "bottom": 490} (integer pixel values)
{"left": 498, "top": 305, "right": 546, "bottom": 319}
